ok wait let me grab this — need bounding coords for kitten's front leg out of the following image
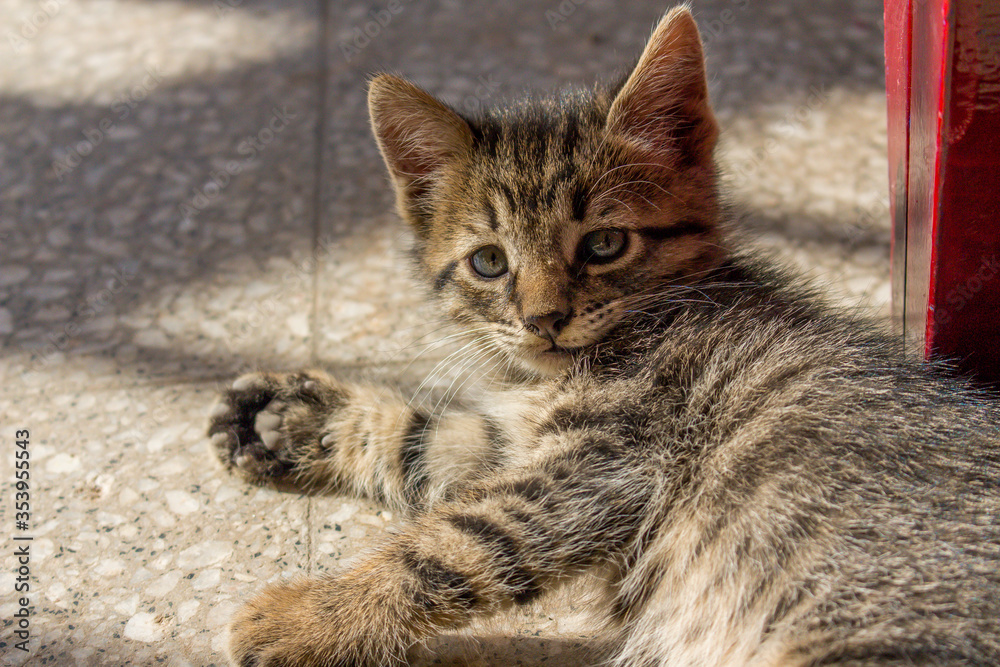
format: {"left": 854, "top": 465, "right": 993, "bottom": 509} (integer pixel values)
{"left": 225, "top": 555, "right": 423, "bottom": 667}
{"left": 208, "top": 370, "right": 499, "bottom": 509}
{"left": 227, "top": 428, "right": 655, "bottom": 666}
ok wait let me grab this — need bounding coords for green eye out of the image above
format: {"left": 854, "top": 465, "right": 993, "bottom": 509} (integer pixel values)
{"left": 470, "top": 245, "right": 509, "bottom": 278}
{"left": 580, "top": 229, "right": 627, "bottom": 263}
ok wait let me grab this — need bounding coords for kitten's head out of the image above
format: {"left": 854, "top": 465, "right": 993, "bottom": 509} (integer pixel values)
{"left": 369, "top": 7, "right": 725, "bottom": 376}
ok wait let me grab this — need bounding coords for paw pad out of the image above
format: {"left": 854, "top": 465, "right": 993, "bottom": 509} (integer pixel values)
{"left": 207, "top": 374, "right": 295, "bottom": 481}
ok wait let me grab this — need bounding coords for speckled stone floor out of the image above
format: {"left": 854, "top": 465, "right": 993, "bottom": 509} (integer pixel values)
{"left": 0, "top": 0, "right": 889, "bottom": 665}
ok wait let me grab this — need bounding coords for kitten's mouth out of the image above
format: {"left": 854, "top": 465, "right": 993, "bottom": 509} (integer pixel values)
{"left": 512, "top": 343, "right": 576, "bottom": 377}
{"left": 515, "top": 341, "right": 577, "bottom": 363}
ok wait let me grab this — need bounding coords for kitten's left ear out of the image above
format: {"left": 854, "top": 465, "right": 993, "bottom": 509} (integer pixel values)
{"left": 607, "top": 6, "right": 718, "bottom": 164}
{"left": 368, "top": 74, "right": 473, "bottom": 205}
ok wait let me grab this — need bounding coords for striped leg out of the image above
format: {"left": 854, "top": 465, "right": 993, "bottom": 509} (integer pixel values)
{"left": 226, "top": 427, "right": 654, "bottom": 667}
{"left": 208, "top": 370, "right": 500, "bottom": 510}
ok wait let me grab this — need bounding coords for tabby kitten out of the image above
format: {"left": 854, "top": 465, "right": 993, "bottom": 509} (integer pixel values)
{"left": 208, "top": 6, "right": 1000, "bottom": 666}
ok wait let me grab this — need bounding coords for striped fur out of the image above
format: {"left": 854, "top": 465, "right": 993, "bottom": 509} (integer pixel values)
{"left": 209, "top": 7, "right": 1000, "bottom": 666}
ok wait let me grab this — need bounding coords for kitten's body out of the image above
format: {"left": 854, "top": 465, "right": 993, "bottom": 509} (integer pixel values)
{"left": 208, "top": 8, "right": 1000, "bottom": 666}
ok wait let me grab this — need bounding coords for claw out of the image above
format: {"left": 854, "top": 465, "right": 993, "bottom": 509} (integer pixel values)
{"left": 231, "top": 375, "right": 261, "bottom": 392}
{"left": 209, "top": 402, "right": 230, "bottom": 419}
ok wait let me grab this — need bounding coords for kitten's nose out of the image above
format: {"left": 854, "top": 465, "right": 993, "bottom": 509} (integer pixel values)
{"left": 524, "top": 310, "right": 571, "bottom": 342}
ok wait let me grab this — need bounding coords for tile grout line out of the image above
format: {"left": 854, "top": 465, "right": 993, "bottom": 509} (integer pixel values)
{"left": 306, "top": 0, "right": 332, "bottom": 578}
{"left": 308, "top": 0, "right": 331, "bottom": 377}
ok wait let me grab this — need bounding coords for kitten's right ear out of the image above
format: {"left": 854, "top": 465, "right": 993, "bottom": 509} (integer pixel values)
{"left": 368, "top": 74, "right": 473, "bottom": 205}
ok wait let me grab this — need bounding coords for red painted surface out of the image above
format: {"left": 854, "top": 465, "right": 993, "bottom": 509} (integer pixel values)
{"left": 927, "top": 1, "right": 1000, "bottom": 387}
{"left": 887, "top": 0, "right": 1000, "bottom": 387}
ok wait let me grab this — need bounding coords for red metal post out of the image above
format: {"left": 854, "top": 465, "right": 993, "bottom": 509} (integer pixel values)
{"left": 886, "top": 0, "right": 1000, "bottom": 387}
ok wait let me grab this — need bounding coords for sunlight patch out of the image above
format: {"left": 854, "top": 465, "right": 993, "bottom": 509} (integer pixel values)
{"left": 0, "top": 0, "right": 316, "bottom": 105}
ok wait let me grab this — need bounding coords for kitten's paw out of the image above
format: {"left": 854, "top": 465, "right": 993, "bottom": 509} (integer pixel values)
{"left": 208, "top": 371, "right": 343, "bottom": 484}
{"left": 227, "top": 577, "right": 408, "bottom": 667}
{"left": 227, "top": 580, "right": 322, "bottom": 667}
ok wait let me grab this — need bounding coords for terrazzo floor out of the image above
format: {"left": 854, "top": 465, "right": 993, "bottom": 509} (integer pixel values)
{"left": 1, "top": 0, "right": 890, "bottom": 664}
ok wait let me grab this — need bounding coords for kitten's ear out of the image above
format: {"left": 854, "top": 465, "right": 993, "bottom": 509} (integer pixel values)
{"left": 607, "top": 6, "right": 718, "bottom": 164}
{"left": 368, "top": 74, "right": 473, "bottom": 201}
